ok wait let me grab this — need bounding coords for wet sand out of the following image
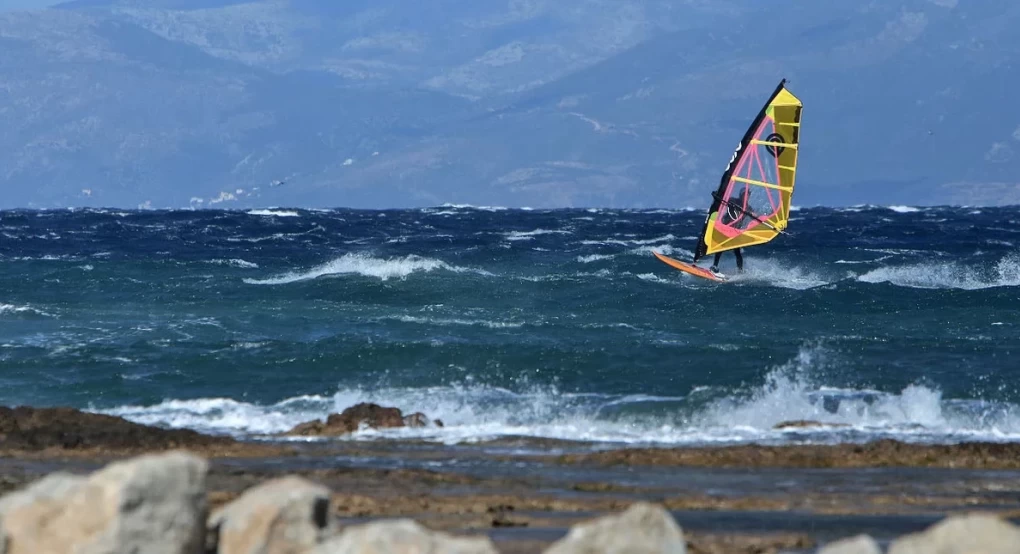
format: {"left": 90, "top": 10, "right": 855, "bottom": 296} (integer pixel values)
{"left": 4, "top": 408, "right": 1020, "bottom": 552}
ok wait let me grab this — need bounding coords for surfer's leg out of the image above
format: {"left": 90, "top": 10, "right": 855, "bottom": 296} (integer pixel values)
{"left": 710, "top": 252, "right": 722, "bottom": 273}
{"left": 734, "top": 248, "right": 744, "bottom": 272}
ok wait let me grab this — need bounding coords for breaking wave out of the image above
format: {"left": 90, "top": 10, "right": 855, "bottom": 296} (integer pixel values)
{"left": 857, "top": 253, "right": 1020, "bottom": 290}
{"left": 503, "top": 228, "right": 572, "bottom": 241}
{"left": 242, "top": 253, "right": 491, "bottom": 284}
{"left": 93, "top": 345, "right": 1020, "bottom": 447}
{"left": 0, "top": 303, "right": 55, "bottom": 318}
{"left": 886, "top": 205, "right": 922, "bottom": 213}
{"left": 247, "top": 209, "right": 300, "bottom": 217}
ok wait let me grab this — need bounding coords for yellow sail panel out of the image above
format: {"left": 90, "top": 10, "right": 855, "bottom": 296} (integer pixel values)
{"left": 694, "top": 79, "right": 802, "bottom": 261}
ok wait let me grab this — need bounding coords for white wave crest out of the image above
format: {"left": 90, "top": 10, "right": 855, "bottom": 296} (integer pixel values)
{"left": 387, "top": 315, "right": 526, "bottom": 329}
{"left": 857, "top": 253, "right": 1020, "bottom": 289}
{"left": 635, "top": 272, "right": 675, "bottom": 285}
{"left": 247, "top": 209, "right": 300, "bottom": 217}
{"left": 95, "top": 396, "right": 328, "bottom": 435}
{"left": 634, "top": 245, "right": 692, "bottom": 258}
{"left": 92, "top": 345, "right": 1020, "bottom": 446}
{"left": 576, "top": 254, "right": 614, "bottom": 263}
{"left": 243, "top": 253, "right": 490, "bottom": 284}
{"left": 692, "top": 345, "right": 1020, "bottom": 440}
{"left": 834, "top": 256, "right": 893, "bottom": 265}
{"left": 503, "top": 229, "right": 571, "bottom": 241}
{"left": 583, "top": 234, "right": 678, "bottom": 247}
{"left": 886, "top": 205, "right": 921, "bottom": 213}
{"left": 0, "top": 303, "right": 55, "bottom": 317}
{"left": 207, "top": 258, "right": 259, "bottom": 269}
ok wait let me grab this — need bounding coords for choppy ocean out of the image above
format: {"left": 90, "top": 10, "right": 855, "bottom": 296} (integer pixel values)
{"left": 1, "top": 204, "right": 1018, "bottom": 448}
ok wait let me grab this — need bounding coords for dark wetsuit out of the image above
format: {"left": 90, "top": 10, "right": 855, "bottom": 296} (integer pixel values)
{"left": 712, "top": 248, "right": 743, "bottom": 272}
{"left": 710, "top": 196, "right": 748, "bottom": 273}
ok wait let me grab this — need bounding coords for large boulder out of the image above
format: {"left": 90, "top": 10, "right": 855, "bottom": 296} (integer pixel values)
{"left": 888, "top": 512, "right": 1020, "bottom": 554}
{"left": 208, "top": 475, "right": 335, "bottom": 554}
{"left": 0, "top": 450, "right": 207, "bottom": 554}
{"left": 307, "top": 518, "right": 498, "bottom": 554}
{"left": 0, "top": 472, "right": 87, "bottom": 548}
{"left": 286, "top": 403, "right": 442, "bottom": 437}
{"left": 819, "top": 534, "right": 882, "bottom": 554}
{"left": 543, "top": 502, "right": 686, "bottom": 554}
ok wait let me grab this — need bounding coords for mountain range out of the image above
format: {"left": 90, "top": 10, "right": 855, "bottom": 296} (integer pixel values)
{"left": 1, "top": 0, "right": 1017, "bottom": 209}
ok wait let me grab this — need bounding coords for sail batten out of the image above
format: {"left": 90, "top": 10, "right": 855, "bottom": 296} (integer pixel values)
{"left": 750, "top": 140, "right": 798, "bottom": 149}
{"left": 692, "top": 79, "right": 802, "bottom": 262}
{"left": 731, "top": 176, "right": 791, "bottom": 191}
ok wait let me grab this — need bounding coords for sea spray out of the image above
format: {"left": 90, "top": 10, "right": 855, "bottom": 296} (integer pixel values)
{"left": 91, "top": 345, "right": 1020, "bottom": 446}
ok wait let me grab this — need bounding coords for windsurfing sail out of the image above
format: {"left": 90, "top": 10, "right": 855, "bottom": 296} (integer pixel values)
{"left": 693, "top": 79, "right": 802, "bottom": 262}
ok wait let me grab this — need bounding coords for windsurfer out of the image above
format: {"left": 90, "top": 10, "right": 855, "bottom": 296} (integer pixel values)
{"left": 664, "top": 79, "right": 799, "bottom": 282}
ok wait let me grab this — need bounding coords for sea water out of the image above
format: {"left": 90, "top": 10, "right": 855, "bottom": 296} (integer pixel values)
{"left": 0, "top": 205, "right": 1017, "bottom": 448}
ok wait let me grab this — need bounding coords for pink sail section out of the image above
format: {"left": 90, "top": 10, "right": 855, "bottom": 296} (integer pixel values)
{"left": 713, "top": 115, "right": 783, "bottom": 238}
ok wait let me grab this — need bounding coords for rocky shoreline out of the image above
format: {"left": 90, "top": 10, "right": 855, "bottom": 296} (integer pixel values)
{"left": 0, "top": 405, "right": 291, "bottom": 460}
{"left": 3, "top": 404, "right": 1020, "bottom": 553}
{"left": 551, "top": 439, "right": 1020, "bottom": 470}
{"left": 6, "top": 404, "right": 1020, "bottom": 469}
{"left": 1, "top": 448, "right": 1018, "bottom": 554}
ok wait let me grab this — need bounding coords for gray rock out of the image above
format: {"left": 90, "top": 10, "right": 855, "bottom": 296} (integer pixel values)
{"left": 888, "top": 512, "right": 1020, "bottom": 554}
{"left": 0, "top": 472, "right": 86, "bottom": 514}
{"left": 208, "top": 475, "right": 335, "bottom": 554}
{"left": 308, "top": 518, "right": 498, "bottom": 554}
{"left": 0, "top": 450, "right": 208, "bottom": 554}
{"left": 818, "top": 534, "right": 882, "bottom": 554}
{"left": 0, "top": 473, "right": 88, "bottom": 554}
{"left": 543, "top": 502, "right": 686, "bottom": 554}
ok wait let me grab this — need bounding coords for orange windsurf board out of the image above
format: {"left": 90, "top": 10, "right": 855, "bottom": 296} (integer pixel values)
{"left": 652, "top": 251, "right": 726, "bottom": 282}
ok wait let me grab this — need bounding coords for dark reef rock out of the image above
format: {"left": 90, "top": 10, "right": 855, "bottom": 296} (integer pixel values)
{"left": 285, "top": 403, "right": 443, "bottom": 437}
{"left": 0, "top": 406, "right": 232, "bottom": 452}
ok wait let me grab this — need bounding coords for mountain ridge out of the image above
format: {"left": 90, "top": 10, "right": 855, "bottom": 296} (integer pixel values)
{"left": 1, "top": 0, "right": 1017, "bottom": 209}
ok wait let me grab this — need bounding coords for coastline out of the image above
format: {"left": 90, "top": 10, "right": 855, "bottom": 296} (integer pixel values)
{"left": 3, "top": 406, "right": 1020, "bottom": 552}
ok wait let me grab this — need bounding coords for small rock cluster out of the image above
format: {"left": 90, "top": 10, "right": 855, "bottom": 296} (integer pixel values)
{"left": 0, "top": 450, "right": 1017, "bottom": 554}
{"left": 285, "top": 402, "right": 443, "bottom": 437}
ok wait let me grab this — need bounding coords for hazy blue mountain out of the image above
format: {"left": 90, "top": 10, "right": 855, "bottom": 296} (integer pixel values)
{"left": 1, "top": 0, "right": 1017, "bottom": 209}
{"left": 0, "top": 1, "right": 63, "bottom": 10}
